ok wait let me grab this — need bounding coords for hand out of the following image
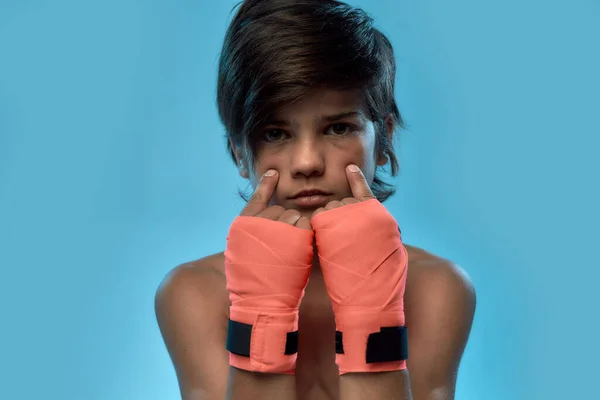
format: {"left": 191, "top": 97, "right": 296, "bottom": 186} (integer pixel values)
{"left": 241, "top": 169, "right": 312, "bottom": 230}
{"left": 225, "top": 169, "right": 315, "bottom": 373}
{"left": 312, "top": 164, "right": 373, "bottom": 218}
{"left": 309, "top": 164, "right": 408, "bottom": 374}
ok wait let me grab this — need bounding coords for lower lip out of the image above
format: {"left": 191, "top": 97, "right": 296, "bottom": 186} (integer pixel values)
{"left": 291, "top": 194, "right": 331, "bottom": 207}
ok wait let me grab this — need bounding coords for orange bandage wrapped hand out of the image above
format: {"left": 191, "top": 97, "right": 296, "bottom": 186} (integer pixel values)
{"left": 224, "top": 170, "right": 314, "bottom": 374}
{"left": 311, "top": 198, "right": 408, "bottom": 375}
{"left": 225, "top": 218, "right": 314, "bottom": 373}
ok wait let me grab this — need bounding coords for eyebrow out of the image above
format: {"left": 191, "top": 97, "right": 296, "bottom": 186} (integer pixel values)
{"left": 263, "top": 111, "right": 362, "bottom": 126}
{"left": 322, "top": 111, "right": 361, "bottom": 122}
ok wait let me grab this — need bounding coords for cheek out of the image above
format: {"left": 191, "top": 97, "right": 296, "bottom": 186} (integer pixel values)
{"left": 338, "top": 135, "right": 377, "bottom": 179}
{"left": 248, "top": 153, "right": 286, "bottom": 187}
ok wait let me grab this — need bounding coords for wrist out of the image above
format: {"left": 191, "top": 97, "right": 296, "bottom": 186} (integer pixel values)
{"left": 334, "top": 310, "right": 408, "bottom": 374}
{"left": 227, "top": 308, "right": 300, "bottom": 374}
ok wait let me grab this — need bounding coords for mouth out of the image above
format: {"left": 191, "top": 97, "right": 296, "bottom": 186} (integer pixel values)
{"left": 289, "top": 190, "right": 332, "bottom": 208}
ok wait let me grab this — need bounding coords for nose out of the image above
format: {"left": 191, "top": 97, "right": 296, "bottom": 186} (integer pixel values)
{"left": 289, "top": 136, "right": 325, "bottom": 179}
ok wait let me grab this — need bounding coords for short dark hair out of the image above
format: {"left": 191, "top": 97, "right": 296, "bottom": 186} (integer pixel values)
{"left": 217, "top": 0, "right": 403, "bottom": 202}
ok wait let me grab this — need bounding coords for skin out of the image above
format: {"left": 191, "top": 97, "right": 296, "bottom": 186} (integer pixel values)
{"left": 238, "top": 89, "right": 387, "bottom": 219}
{"left": 155, "top": 89, "right": 477, "bottom": 399}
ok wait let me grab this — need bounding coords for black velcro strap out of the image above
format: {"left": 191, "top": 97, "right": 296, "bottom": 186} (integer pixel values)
{"left": 225, "top": 319, "right": 299, "bottom": 357}
{"left": 335, "top": 331, "right": 344, "bottom": 354}
{"left": 226, "top": 319, "right": 253, "bottom": 357}
{"left": 284, "top": 330, "right": 299, "bottom": 355}
{"left": 366, "top": 326, "right": 408, "bottom": 363}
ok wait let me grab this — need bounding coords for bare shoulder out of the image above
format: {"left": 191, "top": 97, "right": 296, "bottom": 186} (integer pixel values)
{"left": 158, "top": 253, "right": 226, "bottom": 286}
{"left": 154, "top": 253, "right": 229, "bottom": 398}
{"left": 405, "top": 244, "right": 476, "bottom": 307}
{"left": 155, "top": 252, "right": 228, "bottom": 324}
{"left": 403, "top": 244, "right": 476, "bottom": 390}
{"left": 156, "top": 254, "right": 225, "bottom": 305}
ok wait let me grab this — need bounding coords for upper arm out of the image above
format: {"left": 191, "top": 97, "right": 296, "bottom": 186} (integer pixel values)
{"left": 154, "top": 263, "right": 230, "bottom": 400}
{"left": 405, "top": 261, "right": 476, "bottom": 400}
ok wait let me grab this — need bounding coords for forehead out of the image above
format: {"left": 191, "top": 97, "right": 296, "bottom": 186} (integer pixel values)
{"left": 271, "top": 89, "right": 368, "bottom": 119}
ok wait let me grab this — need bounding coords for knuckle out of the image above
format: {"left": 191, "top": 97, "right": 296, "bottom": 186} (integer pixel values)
{"left": 248, "top": 192, "right": 266, "bottom": 204}
{"left": 281, "top": 209, "right": 301, "bottom": 218}
{"left": 297, "top": 216, "right": 311, "bottom": 228}
{"left": 325, "top": 200, "right": 341, "bottom": 209}
{"left": 285, "top": 210, "right": 303, "bottom": 222}
{"left": 313, "top": 207, "right": 326, "bottom": 218}
{"left": 268, "top": 205, "right": 286, "bottom": 214}
{"left": 361, "top": 191, "right": 375, "bottom": 199}
{"left": 255, "top": 205, "right": 284, "bottom": 220}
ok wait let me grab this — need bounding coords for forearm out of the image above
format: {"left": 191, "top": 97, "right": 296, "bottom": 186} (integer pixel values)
{"left": 226, "top": 367, "right": 296, "bottom": 400}
{"left": 339, "top": 370, "right": 413, "bottom": 400}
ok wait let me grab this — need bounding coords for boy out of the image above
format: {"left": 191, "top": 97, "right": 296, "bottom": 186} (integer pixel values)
{"left": 156, "top": 1, "right": 476, "bottom": 399}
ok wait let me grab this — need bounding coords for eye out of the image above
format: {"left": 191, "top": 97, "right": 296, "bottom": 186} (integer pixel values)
{"left": 326, "top": 123, "right": 353, "bottom": 136}
{"left": 262, "top": 129, "right": 288, "bottom": 142}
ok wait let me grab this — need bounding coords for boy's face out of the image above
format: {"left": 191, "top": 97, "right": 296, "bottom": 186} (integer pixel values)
{"left": 236, "top": 89, "right": 389, "bottom": 218}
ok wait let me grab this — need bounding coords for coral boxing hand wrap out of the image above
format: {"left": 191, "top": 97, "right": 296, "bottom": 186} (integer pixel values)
{"left": 311, "top": 198, "right": 409, "bottom": 374}
{"left": 224, "top": 216, "right": 314, "bottom": 374}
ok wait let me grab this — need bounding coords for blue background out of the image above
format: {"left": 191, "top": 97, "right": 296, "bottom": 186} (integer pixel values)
{"left": 1, "top": 0, "right": 598, "bottom": 398}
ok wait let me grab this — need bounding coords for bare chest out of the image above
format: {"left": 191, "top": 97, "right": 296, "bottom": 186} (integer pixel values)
{"left": 294, "top": 273, "right": 340, "bottom": 400}
{"left": 214, "top": 247, "right": 430, "bottom": 399}
{"left": 219, "top": 266, "right": 340, "bottom": 399}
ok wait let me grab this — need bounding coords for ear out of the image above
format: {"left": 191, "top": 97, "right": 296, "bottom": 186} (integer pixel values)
{"left": 229, "top": 138, "right": 250, "bottom": 179}
{"left": 376, "top": 114, "right": 395, "bottom": 166}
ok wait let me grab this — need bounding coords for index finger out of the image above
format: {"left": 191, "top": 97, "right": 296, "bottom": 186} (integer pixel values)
{"left": 346, "top": 164, "right": 376, "bottom": 201}
{"left": 240, "top": 169, "right": 279, "bottom": 216}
